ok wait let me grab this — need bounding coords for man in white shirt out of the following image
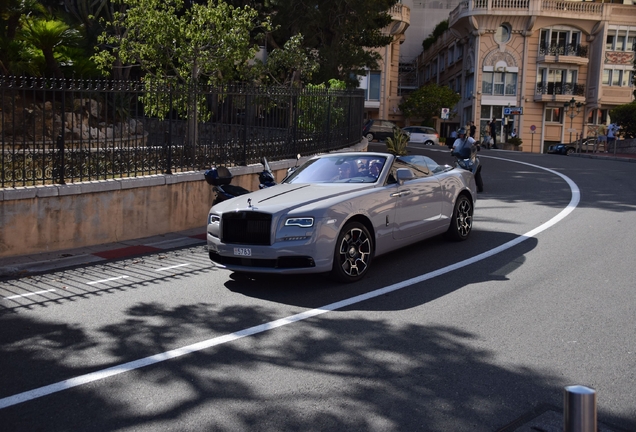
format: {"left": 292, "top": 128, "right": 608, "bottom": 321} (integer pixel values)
{"left": 451, "top": 128, "right": 475, "bottom": 158}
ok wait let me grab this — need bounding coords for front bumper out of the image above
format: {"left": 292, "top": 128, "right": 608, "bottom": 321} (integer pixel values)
{"left": 206, "top": 226, "right": 336, "bottom": 275}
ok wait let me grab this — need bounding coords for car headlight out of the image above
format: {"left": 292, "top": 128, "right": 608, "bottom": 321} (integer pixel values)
{"left": 285, "top": 217, "right": 314, "bottom": 228}
{"left": 208, "top": 214, "right": 220, "bottom": 224}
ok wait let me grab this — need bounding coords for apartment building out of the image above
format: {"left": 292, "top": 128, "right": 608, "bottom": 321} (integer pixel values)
{"left": 358, "top": 2, "right": 411, "bottom": 122}
{"left": 416, "top": 0, "right": 636, "bottom": 152}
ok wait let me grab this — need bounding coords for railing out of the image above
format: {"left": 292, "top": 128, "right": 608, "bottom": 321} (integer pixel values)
{"left": 542, "top": 0, "right": 603, "bottom": 14}
{"left": 389, "top": 3, "right": 411, "bottom": 25}
{"left": 1, "top": 77, "right": 364, "bottom": 188}
{"left": 450, "top": 0, "right": 602, "bottom": 23}
{"left": 535, "top": 82, "right": 586, "bottom": 96}
{"left": 539, "top": 43, "right": 589, "bottom": 58}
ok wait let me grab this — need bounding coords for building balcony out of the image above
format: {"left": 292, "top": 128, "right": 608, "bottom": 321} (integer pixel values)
{"left": 534, "top": 82, "right": 585, "bottom": 103}
{"left": 449, "top": 0, "right": 603, "bottom": 26}
{"left": 537, "top": 43, "right": 589, "bottom": 65}
{"left": 387, "top": 3, "right": 410, "bottom": 35}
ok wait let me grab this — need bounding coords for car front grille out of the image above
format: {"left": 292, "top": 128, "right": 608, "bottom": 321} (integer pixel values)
{"left": 222, "top": 211, "right": 272, "bottom": 245}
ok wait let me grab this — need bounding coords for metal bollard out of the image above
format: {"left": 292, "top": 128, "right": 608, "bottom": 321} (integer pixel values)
{"left": 564, "top": 385, "right": 597, "bottom": 432}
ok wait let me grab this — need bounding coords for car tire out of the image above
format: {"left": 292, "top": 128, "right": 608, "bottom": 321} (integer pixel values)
{"left": 566, "top": 147, "right": 575, "bottom": 156}
{"left": 365, "top": 133, "right": 374, "bottom": 141}
{"left": 475, "top": 168, "right": 484, "bottom": 193}
{"left": 331, "top": 221, "right": 373, "bottom": 283}
{"left": 425, "top": 140, "right": 434, "bottom": 146}
{"left": 445, "top": 194, "right": 473, "bottom": 241}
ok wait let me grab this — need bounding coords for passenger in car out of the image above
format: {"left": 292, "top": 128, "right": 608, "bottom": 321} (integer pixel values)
{"left": 368, "top": 160, "right": 382, "bottom": 178}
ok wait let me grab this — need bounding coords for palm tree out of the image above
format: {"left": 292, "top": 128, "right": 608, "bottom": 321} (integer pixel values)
{"left": 19, "top": 17, "right": 81, "bottom": 78}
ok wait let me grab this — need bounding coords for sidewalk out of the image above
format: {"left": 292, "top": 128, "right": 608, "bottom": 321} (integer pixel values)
{"left": 0, "top": 227, "right": 207, "bottom": 278}
{"left": 569, "top": 150, "right": 636, "bottom": 162}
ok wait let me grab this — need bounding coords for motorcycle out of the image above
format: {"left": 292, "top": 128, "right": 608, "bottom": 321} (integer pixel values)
{"left": 452, "top": 145, "right": 484, "bottom": 193}
{"left": 204, "top": 157, "right": 276, "bottom": 205}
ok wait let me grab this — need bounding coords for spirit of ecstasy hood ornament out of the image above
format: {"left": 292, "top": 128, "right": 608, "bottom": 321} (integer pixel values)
{"left": 247, "top": 198, "right": 252, "bottom": 208}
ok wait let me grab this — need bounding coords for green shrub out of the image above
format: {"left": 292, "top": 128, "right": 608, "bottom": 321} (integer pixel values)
{"left": 386, "top": 128, "right": 409, "bottom": 156}
{"left": 507, "top": 136, "right": 523, "bottom": 146}
{"left": 610, "top": 102, "right": 636, "bottom": 139}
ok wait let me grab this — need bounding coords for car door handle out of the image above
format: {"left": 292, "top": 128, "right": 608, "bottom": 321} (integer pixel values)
{"left": 390, "top": 190, "right": 411, "bottom": 197}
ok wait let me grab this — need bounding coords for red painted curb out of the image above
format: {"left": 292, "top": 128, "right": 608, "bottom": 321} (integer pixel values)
{"left": 93, "top": 245, "right": 162, "bottom": 260}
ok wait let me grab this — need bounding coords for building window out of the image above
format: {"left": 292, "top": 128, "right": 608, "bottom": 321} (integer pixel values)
{"left": 537, "top": 67, "right": 578, "bottom": 95}
{"left": 464, "top": 73, "right": 474, "bottom": 100}
{"left": 603, "top": 68, "right": 633, "bottom": 87}
{"left": 366, "top": 72, "right": 381, "bottom": 101}
{"left": 494, "top": 24, "right": 511, "bottom": 44}
{"left": 602, "top": 69, "right": 610, "bottom": 85}
{"left": 606, "top": 28, "right": 636, "bottom": 51}
{"left": 482, "top": 72, "right": 517, "bottom": 95}
{"left": 545, "top": 108, "right": 562, "bottom": 123}
{"left": 587, "top": 109, "right": 608, "bottom": 125}
{"left": 539, "top": 28, "right": 582, "bottom": 55}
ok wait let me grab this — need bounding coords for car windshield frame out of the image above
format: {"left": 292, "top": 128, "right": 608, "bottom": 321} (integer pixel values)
{"left": 284, "top": 155, "right": 389, "bottom": 184}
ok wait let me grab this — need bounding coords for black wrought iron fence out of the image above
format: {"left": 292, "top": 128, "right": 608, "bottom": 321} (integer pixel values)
{"left": 538, "top": 42, "right": 589, "bottom": 58}
{"left": 535, "top": 82, "right": 586, "bottom": 96}
{"left": 1, "top": 77, "right": 365, "bottom": 187}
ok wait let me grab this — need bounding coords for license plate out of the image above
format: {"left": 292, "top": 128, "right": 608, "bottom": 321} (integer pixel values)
{"left": 233, "top": 247, "right": 252, "bottom": 257}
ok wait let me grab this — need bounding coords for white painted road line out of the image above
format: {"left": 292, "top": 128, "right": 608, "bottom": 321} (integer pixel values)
{"left": 0, "top": 159, "right": 580, "bottom": 411}
{"left": 4, "top": 289, "right": 57, "bottom": 300}
{"left": 155, "top": 263, "right": 191, "bottom": 272}
{"left": 86, "top": 276, "right": 130, "bottom": 285}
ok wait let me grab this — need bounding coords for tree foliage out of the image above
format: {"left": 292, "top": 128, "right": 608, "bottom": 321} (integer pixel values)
{"left": 230, "top": 0, "right": 398, "bottom": 87}
{"left": 93, "top": 0, "right": 270, "bottom": 87}
{"left": 254, "top": 34, "right": 319, "bottom": 87}
{"left": 399, "top": 84, "right": 461, "bottom": 123}
{"left": 19, "top": 17, "right": 82, "bottom": 78}
{"left": 610, "top": 102, "right": 636, "bottom": 139}
{"left": 422, "top": 20, "right": 448, "bottom": 51}
{"left": 297, "top": 78, "right": 347, "bottom": 132}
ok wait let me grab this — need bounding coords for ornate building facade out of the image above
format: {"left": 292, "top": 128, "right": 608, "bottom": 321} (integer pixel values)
{"left": 417, "top": 0, "right": 636, "bottom": 152}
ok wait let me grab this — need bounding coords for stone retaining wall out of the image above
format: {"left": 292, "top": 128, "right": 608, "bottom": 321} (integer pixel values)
{"left": 0, "top": 161, "right": 292, "bottom": 258}
{"left": 0, "top": 140, "right": 367, "bottom": 259}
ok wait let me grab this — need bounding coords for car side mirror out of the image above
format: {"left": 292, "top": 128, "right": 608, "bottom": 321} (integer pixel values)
{"left": 396, "top": 168, "right": 415, "bottom": 185}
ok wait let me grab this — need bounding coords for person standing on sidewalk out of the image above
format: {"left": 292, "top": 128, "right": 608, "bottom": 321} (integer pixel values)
{"left": 470, "top": 121, "right": 477, "bottom": 139}
{"left": 607, "top": 123, "right": 618, "bottom": 152}
{"left": 597, "top": 122, "right": 608, "bottom": 153}
{"left": 448, "top": 128, "right": 458, "bottom": 149}
{"left": 489, "top": 118, "right": 498, "bottom": 149}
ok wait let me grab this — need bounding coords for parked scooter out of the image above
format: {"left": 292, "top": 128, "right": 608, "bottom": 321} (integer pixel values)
{"left": 204, "top": 157, "right": 276, "bottom": 205}
{"left": 452, "top": 145, "right": 484, "bottom": 193}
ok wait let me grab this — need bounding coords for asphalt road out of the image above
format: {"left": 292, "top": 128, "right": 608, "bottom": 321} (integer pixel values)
{"left": 1, "top": 144, "right": 635, "bottom": 431}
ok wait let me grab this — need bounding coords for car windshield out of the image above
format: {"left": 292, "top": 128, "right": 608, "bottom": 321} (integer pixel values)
{"left": 284, "top": 155, "right": 388, "bottom": 184}
{"left": 397, "top": 155, "right": 450, "bottom": 174}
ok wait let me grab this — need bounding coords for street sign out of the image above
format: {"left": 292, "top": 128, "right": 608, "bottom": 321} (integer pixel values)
{"left": 504, "top": 107, "right": 523, "bottom": 116}
{"left": 441, "top": 107, "right": 450, "bottom": 120}
{"left": 530, "top": 124, "right": 536, "bottom": 131}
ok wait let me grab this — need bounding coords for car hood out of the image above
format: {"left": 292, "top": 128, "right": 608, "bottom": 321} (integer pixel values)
{"left": 210, "top": 183, "right": 374, "bottom": 215}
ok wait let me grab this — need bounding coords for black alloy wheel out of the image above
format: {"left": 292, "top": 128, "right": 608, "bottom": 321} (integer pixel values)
{"left": 331, "top": 222, "right": 373, "bottom": 283}
{"left": 445, "top": 195, "right": 473, "bottom": 241}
